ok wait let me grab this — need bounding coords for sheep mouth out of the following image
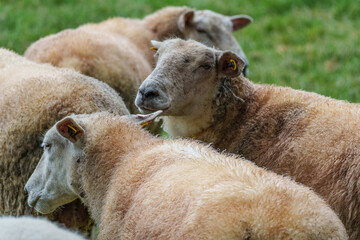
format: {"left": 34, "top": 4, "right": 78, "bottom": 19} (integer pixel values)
{"left": 139, "top": 105, "right": 170, "bottom": 114}
{"left": 29, "top": 195, "right": 41, "bottom": 208}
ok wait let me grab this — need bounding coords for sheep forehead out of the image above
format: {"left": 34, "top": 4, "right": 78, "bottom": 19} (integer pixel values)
{"left": 160, "top": 39, "right": 215, "bottom": 63}
{"left": 194, "top": 10, "right": 232, "bottom": 30}
{"left": 43, "top": 126, "right": 66, "bottom": 147}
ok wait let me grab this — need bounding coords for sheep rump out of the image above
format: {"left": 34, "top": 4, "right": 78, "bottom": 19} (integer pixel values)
{"left": 0, "top": 48, "right": 129, "bottom": 234}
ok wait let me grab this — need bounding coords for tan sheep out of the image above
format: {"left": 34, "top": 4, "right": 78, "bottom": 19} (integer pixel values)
{"left": 24, "top": 6, "right": 252, "bottom": 113}
{"left": 135, "top": 38, "right": 360, "bottom": 239}
{"left": 0, "top": 48, "right": 129, "bottom": 234}
{"left": 25, "top": 111, "right": 347, "bottom": 239}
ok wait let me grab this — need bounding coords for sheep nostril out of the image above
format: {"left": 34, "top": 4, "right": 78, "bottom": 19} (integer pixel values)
{"left": 29, "top": 195, "right": 41, "bottom": 208}
{"left": 144, "top": 88, "right": 159, "bottom": 99}
{"left": 243, "top": 64, "right": 248, "bottom": 76}
{"left": 139, "top": 88, "right": 145, "bottom": 96}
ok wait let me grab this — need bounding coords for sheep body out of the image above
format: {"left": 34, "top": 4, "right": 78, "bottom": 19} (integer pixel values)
{"left": 0, "top": 48, "right": 129, "bottom": 232}
{"left": 24, "top": 28, "right": 152, "bottom": 113}
{"left": 135, "top": 39, "right": 360, "bottom": 239}
{"left": 25, "top": 6, "right": 251, "bottom": 113}
{"left": 26, "top": 112, "right": 347, "bottom": 239}
{"left": 0, "top": 216, "right": 85, "bottom": 240}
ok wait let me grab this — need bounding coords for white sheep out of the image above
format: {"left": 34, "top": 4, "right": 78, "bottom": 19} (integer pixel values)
{"left": 25, "top": 6, "right": 252, "bottom": 113}
{"left": 0, "top": 216, "right": 85, "bottom": 240}
{"left": 0, "top": 48, "right": 129, "bottom": 235}
{"left": 135, "top": 38, "right": 360, "bottom": 239}
{"left": 25, "top": 111, "right": 347, "bottom": 239}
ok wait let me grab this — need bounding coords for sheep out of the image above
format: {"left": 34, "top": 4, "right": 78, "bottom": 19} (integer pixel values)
{"left": 0, "top": 48, "right": 129, "bottom": 234}
{"left": 135, "top": 38, "right": 360, "bottom": 239}
{"left": 24, "top": 6, "right": 252, "bottom": 113}
{"left": 24, "top": 111, "right": 347, "bottom": 240}
{"left": 0, "top": 216, "right": 85, "bottom": 240}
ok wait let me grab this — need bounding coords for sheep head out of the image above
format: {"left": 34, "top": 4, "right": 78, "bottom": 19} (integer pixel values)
{"left": 24, "top": 117, "right": 85, "bottom": 214}
{"left": 177, "top": 9, "right": 251, "bottom": 76}
{"left": 25, "top": 111, "right": 162, "bottom": 214}
{"left": 135, "top": 39, "right": 245, "bottom": 118}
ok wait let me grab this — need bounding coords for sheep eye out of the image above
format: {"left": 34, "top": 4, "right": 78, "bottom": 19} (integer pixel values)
{"left": 43, "top": 143, "right": 51, "bottom": 150}
{"left": 196, "top": 29, "right": 212, "bottom": 41}
{"left": 200, "top": 64, "right": 212, "bottom": 70}
{"left": 196, "top": 28, "right": 207, "bottom": 34}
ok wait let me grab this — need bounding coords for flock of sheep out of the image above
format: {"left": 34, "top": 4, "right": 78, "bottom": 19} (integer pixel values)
{"left": 0, "top": 6, "right": 359, "bottom": 240}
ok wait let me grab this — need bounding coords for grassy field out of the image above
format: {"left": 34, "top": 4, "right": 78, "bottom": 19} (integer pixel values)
{"left": 1, "top": 0, "right": 359, "bottom": 102}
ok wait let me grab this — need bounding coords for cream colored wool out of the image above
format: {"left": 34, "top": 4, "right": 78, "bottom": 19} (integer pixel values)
{"left": 25, "top": 6, "right": 251, "bottom": 113}
{"left": 135, "top": 39, "right": 360, "bottom": 239}
{"left": 0, "top": 216, "right": 85, "bottom": 240}
{"left": 0, "top": 48, "right": 129, "bottom": 232}
{"left": 26, "top": 112, "right": 347, "bottom": 239}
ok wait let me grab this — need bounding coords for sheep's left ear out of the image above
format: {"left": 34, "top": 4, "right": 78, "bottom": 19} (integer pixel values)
{"left": 126, "top": 110, "right": 163, "bottom": 126}
{"left": 56, "top": 117, "right": 85, "bottom": 143}
{"left": 217, "top": 51, "right": 245, "bottom": 77}
{"left": 230, "top": 15, "right": 253, "bottom": 31}
{"left": 151, "top": 40, "right": 162, "bottom": 51}
{"left": 178, "top": 10, "right": 195, "bottom": 32}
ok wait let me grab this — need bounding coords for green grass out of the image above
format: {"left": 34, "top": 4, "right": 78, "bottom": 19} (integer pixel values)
{"left": 1, "top": 0, "right": 359, "bottom": 102}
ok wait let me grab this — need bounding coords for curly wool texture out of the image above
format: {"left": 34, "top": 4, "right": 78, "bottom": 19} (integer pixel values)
{"left": 201, "top": 77, "right": 360, "bottom": 240}
{"left": 64, "top": 112, "right": 346, "bottom": 240}
{"left": 24, "top": 7, "right": 190, "bottom": 113}
{"left": 0, "top": 216, "right": 85, "bottom": 240}
{"left": 0, "top": 48, "right": 129, "bottom": 230}
{"left": 164, "top": 72, "right": 360, "bottom": 240}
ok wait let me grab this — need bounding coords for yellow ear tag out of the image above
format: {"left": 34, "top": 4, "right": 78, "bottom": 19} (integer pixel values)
{"left": 150, "top": 47, "right": 158, "bottom": 52}
{"left": 229, "top": 59, "right": 237, "bottom": 71}
{"left": 67, "top": 124, "right": 78, "bottom": 134}
{"left": 141, "top": 121, "right": 152, "bottom": 127}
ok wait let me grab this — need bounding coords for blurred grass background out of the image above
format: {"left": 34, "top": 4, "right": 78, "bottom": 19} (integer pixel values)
{"left": 1, "top": 0, "right": 359, "bottom": 102}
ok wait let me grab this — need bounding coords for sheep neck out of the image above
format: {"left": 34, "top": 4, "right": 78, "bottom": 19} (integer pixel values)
{"left": 200, "top": 76, "right": 256, "bottom": 138}
{"left": 76, "top": 121, "right": 160, "bottom": 224}
{"left": 161, "top": 102, "right": 215, "bottom": 138}
{"left": 163, "top": 76, "right": 256, "bottom": 140}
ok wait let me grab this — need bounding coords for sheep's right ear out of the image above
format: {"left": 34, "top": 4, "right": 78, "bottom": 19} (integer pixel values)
{"left": 230, "top": 15, "right": 253, "bottom": 31}
{"left": 56, "top": 117, "right": 84, "bottom": 143}
{"left": 178, "top": 10, "right": 195, "bottom": 32}
{"left": 126, "top": 110, "right": 163, "bottom": 126}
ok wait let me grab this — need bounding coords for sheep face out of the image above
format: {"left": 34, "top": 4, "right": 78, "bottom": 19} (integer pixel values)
{"left": 24, "top": 112, "right": 162, "bottom": 215}
{"left": 178, "top": 10, "right": 251, "bottom": 76}
{"left": 25, "top": 118, "right": 84, "bottom": 214}
{"left": 135, "top": 39, "right": 244, "bottom": 117}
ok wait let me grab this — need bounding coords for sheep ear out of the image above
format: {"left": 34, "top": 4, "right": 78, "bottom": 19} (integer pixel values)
{"left": 56, "top": 117, "right": 84, "bottom": 143}
{"left": 178, "top": 10, "right": 195, "bottom": 32}
{"left": 126, "top": 110, "right": 163, "bottom": 126}
{"left": 230, "top": 15, "right": 253, "bottom": 31}
{"left": 217, "top": 51, "right": 245, "bottom": 77}
{"left": 151, "top": 40, "right": 162, "bottom": 50}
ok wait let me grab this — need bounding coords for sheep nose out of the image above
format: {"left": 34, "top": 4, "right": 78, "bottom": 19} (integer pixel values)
{"left": 139, "top": 87, "right": 160, "bottom": 100}
{"left": 24, "top": 184, "right": 29, "bottom": 194}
